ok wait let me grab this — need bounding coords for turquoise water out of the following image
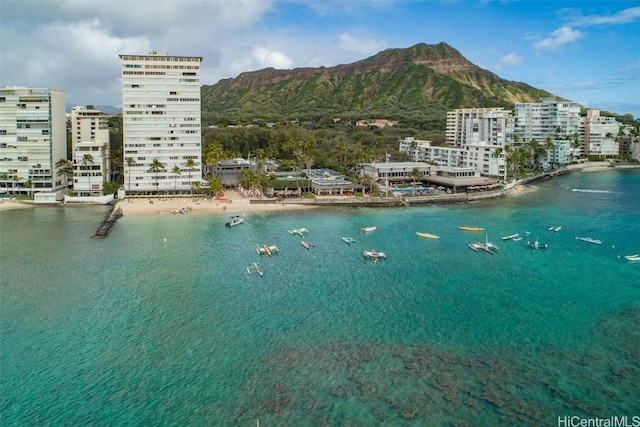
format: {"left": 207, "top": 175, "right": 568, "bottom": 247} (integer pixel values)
{"left": 1, "top": 169, "right": 639, "bottom": 425}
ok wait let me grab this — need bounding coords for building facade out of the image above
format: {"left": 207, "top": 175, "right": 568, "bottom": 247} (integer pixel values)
{"left": 70, "top": 105, "right": 110, "bottom": 195}
{"left": 581, "top": 109, "right": 620, "bottom": 157}
{"left": 446, "top": 107, "right": 512, "bottom": 147}
{"left": 513, "top": 98, "right": 582, "bottom": 143}
{"left": 120, "top": 52, "right": 203, "bottom": 195}
{"left": 0, "top": 87, "right": 66, "bottom": 197}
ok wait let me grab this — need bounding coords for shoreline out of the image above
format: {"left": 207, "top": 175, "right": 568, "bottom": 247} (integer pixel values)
{"left": 1, "top": 162, "right": 638, "bottom": 216}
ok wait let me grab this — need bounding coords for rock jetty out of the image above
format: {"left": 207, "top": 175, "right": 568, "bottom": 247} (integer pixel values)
{"left": 92, "top": 206, "right": 123, "bottom": 239}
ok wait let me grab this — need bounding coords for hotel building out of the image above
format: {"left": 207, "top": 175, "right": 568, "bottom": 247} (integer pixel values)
{"left": 70, "top": 106, "right": 110, "bottom": 196}
{"left": 120, "top": 52, "right": 203, "bottom": 195}
{"left": 0, "top": 87, "right": 66, "bottom": 198}
{"left": 581, "top": 109, "right": 620, "bottom": 158}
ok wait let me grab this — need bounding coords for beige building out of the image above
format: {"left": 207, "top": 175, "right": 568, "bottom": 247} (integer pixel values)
{"left": 70, "top": 106, "right": 110, "bottom": 196}
{"left": 120, "top": 52, "right": 203, "bottom": 195}
{"left": 0, "top": 87, "right": 66, "bottom": 197}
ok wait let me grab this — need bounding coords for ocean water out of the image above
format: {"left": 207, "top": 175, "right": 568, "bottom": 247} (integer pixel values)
{"left": 1, "top": 169, "right": 639, "bottom": 426}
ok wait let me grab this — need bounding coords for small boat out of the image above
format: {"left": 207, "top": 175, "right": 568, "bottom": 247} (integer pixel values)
{"left": 256, "top": 244, "right": 279, "bottom": 256}
{"left": 527, "top": 238, "right": 548, "bottom": 250}
{"left": 416, "top": 232, "right": 439, "bottom": 239}
{"left": 363, "top": 249, "right": 387, "bottom": 262}
{"left": 472, "top": 241, "right": 495, "bottom": 255}
{"left": 484, "top": 234, "right": 499, "bottom": 251}
{"left": 300, "top": 240, "right": 314, "bottom": 250}
{"left": 246, "top": 262, "right": 263, "bottom": 277}
{"left": 502, "top": 233, "right": 519, "bottom": 241}
{"left": 225, "top": 215, "right": 244, "bottom": 227}
{"left": 459, "top": 226, "right": 484, "bottom": 232}
{"left": 576, "top": 236, "right": 602, "bottom": 245}
{"left": 341, "top": 236, "right": 356, "bottom": 244}
{"left": 624, "top": 254, "right": 640, "bottom": 261}
{"left": 512, "top": 236, "right": 523, "bottom": 241}
{"left": 554, "top": 226, "right": 562, "bottom": 232}
{"left": 361, "top": 225, "right": 378, "bottom": 233}
{"left": 468, "top": 242, "right": 480, "bottom": 252}
{"left": 288, "top": 227, "right": 308, "bottom": 236}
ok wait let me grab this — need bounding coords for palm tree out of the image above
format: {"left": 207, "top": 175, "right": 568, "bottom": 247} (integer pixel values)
{"left": 81, "top": 154, "right": 95, "bottom": 195}
{"left": 543, "top": 137, "right": 555, "bottom": 169}
{"left": 0, "top": 172, "right": 9, "bottom": 196}
{"left": 24, "top": 179, "right": 33, "bottom": 199}
{"left": 172, "top": 165, "right": 181, "bottom": 193}
{"left": 570, "top": 134, "right": 582, "bottom": 162}
{"left": 185, "top": 158, "right": 196, "bottom": 194}
{"left": 12, "top": 174, "right": 22, "bottom": 196}
{"left": 150, "top": 158, "right": 165, "bottom": 195}
{"left": 55, "top": 158, "right": 73, "bottom": 193}
{"left": 491, "top": 147, "right": 503, "bottom": 181}
{"left": 410, "top": 167, "right": 422, "bottom": 195}
{"left": 126, "top": 157, "right": 135, "bottom": 200}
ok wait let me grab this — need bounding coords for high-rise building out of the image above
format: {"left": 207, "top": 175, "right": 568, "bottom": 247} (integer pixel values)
{"left": 513, "top": 98, "right": 581, "bottom": 142}
{"left": 120, "top": 52, "right": 203, "bottom": 195}
{"left": 0, "top": 87, "right": 66, "bottom": 197}
{"left": 581, "top": 109, "right": 620, "bottom": 157}
{"left": 446, "top": 107, "right": 512, "bottom": 147}
{"left": 70, "top": 106, "right": 110, "bottom": 196}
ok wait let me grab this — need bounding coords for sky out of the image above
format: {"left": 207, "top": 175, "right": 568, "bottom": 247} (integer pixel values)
{"left": 1, "top": 0, "right": 639, "bottom": 118}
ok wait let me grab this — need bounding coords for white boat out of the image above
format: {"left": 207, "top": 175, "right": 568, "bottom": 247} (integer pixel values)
{"left": 554, "top": 226, "right": 562, "bottom": 232}
{"left": 502, "top": 233, "right": 519, "bottom": 241}
{"left": 484, "top": 234, "right": 499, "bottom": 251}
{"left": 255, "top": 244, "right": 279, "bottom": 256}
{"left": 288, "top": 227, "right": 308, "bottom": 236}
{"left": 624, "top": 254, "right": 640, "bottom": 261}
{"left": 300, "top": 240, "right": 314, "bottom": 250}
{"left": 246, "top": 262, "right": 263, "bottom": 276}
{"left": 416, "top": 232, "right": 439, "bottom": 239}
{"left": 363, "top": 249, "right": 387, "bottom": 262}
{"left": 341, "top": 236, "right": 355, "bottom": 244}
{"left": 361, "top": 225, "right": 378, "bottom": 233}
{"left": 527, "top": 238, "right": 548, "bottom": 250}
{"left": 468, "top": 242, "right": 480, "bottom": 252}
{"left": 576, "top": 236, "right": 602, "bottom": 245}
{"left": 512, "top": 236, "right": 523, "bottom": 241}
{"left": 225, "top": 215, "right": 244, "bottom": 227}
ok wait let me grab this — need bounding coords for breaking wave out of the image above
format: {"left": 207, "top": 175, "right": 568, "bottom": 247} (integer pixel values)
{"left": 572, "top": 188, "right": 615, "bottom": 194}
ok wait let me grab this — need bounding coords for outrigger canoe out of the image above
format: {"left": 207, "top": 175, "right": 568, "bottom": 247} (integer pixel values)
{"left": 416, "top": 232, "right": 439, "bottom": 239}
{"left": 459, "top": 226, "right": 484, "bottom": 232}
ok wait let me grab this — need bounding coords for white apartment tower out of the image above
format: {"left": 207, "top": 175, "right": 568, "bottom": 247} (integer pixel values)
{"left": 120, "top": 52, "right": 203, "bottom": 195}
{"left": 446, "top": 107, "right": 512, "bottom": 147}
{"left": 581, "top": 109, "right": 620, "bottom": 158}
{"left": 513, "top": 98, "right": 582, "bottom": 142}
{"left": 70, "top": 106, "right": 110, "bottom": 196}
{"left": 0, "top": 87, "right": 66, "bottom": 197}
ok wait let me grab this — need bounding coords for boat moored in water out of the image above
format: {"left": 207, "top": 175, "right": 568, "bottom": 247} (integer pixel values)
{"left": 416, "top": 232, "right": 439, "bottom": 239}
{"left": 225, "top": 215, "right": 244, "bottom": 227}
{"left": 624, "top": 254, "right": 640, "bottom": 261}
{"left": 361, "top": 225, "right": 378, "bottom": 233}
{"left": 288, "top": 227, "right": 308, "bottom": 236}
{"left": 459, "top": 226, "right": 484, "bottom": 232}
{"left": 576, "top": 236, "right": 602, "bottom": 245}
{"left": 502, "top": 233, "right": 520, "bottom": 240}
{"left": 301, "top": 240, "right": 314, "bottom": 250}
{"left": 341, "top": 236, "right": 356, "bottom": 244}
{"left": 363, "top": 249, "right": 387, "bottom": 262}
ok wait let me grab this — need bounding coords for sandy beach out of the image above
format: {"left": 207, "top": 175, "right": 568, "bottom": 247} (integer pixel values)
{"left": 115, "top": 191, "right": 317, "bottom": 217}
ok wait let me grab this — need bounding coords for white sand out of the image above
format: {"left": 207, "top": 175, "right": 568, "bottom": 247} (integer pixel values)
{"left": 116, "top": 190, "right": 317, "bottom": 217}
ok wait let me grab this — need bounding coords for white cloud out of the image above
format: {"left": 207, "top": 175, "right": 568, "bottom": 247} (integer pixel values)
{"left": 252, "top": 47, "right": 294, "bottom": 69}
{"left": 571, "top": 6, "right": 640, "bottom": 26}
{"left": 492, "top": 53, "right": 522, "bottom": 71}
{"left": 534, "top": 26, "right": 584, "bottom": 51}
{"left": 339, "top": 33, "right": 386, "bottom": 56}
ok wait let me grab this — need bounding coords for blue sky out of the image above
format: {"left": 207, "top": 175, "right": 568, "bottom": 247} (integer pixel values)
{"left": 1, "top": 0, "right": 639, "bottom": 117}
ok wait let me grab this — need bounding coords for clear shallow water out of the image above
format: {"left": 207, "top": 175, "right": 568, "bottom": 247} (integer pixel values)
{"left": 1, "top": 169, "right": 639, "bottom": 425}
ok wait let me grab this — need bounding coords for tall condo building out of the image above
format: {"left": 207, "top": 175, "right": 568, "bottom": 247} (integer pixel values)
{"left": 120, "top": 52, "right": 203, "bottom": 195}
{"left": 0, "top": 87, "right": 66, "bottom": 197}
{"left": 513, "top": 98, "right": 582, "bottom": 142}
{"left": 70, "top": 106, "right": 111, "bottom": 196}
{"left": 446, "top": 107, "right": 512, "bottom": 147}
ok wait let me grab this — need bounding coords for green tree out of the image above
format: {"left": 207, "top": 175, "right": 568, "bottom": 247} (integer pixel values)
{"left": 0, "top": 172, "right": 9, "bottom": 196}
{"left": 491, "top": 147, "right": 503, "bottom": 181}
{"left": 126, "top": 157, "right": 135, "bottom": 199}
{"left": 12, "top": 174, "right": 22, "bottom": 196}
{"left": 150, "top": 158, "right": 166, "bottom": 195}
{"left": 543, "top": 137, "right": 555, "bottom": 169}
{"left": 55, "top": 158, "right": 73, "bottom": 193}
{"left": 185, "top": 158, "right": 196, "bottom": 194}
{"left": 172, "top": 165, "right": 182, "bottom": 193}
{"left": 81, "top": 154, "right": 95, "bottom": 195}
{"left": 24, "top": 179, "right": 33, "bottom": 199}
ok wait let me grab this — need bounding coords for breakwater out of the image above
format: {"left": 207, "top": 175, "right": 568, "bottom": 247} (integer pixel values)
{"left": 92, "top": 205, "right": 123, "bottom": 239}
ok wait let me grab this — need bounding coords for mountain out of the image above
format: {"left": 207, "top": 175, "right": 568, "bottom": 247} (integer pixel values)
{"left": 201, "top": 42, "right": 555, "bottom": 125}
